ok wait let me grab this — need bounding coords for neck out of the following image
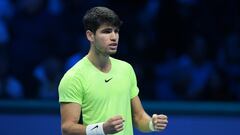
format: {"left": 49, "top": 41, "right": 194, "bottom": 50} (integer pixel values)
{"left": 87, "top": 51, "right": 111, "bottom": 73}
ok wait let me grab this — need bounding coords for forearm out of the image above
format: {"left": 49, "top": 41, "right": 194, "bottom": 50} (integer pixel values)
{"left": 133, "top": 112, "right": 152, "bottom": 132}
{"left": 62, "top": 122, "right": 86, "bottom": 135}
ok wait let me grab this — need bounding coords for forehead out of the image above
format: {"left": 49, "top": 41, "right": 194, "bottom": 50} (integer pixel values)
{"left": 97, "top": 24, "right": 118, "bottom": 30}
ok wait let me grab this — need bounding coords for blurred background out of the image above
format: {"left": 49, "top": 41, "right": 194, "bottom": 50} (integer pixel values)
{"left": 0, "top": 0, "right": 240, "bottom": 135}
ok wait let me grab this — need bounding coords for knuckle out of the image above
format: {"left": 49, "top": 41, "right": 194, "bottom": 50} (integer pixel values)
{"left": 114, "top": 125, "right": 118, "bottom": 129}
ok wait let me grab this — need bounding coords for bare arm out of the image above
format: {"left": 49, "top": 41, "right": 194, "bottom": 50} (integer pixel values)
{"left": 60, "top": 102, "right": 125, "bottom": 135}
{"left": 131, "top": 96, "right": 168, "bottom": 132}
{"left": 60, "top": 102, "right": 86, "bottom": 135}
{"left": 131, "top": 96, "right": 152, "bottom": 132}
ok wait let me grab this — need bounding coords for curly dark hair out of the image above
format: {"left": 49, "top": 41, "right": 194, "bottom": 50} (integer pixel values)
{"left": 83, "top": 6, "right": 122, "bottom": 33}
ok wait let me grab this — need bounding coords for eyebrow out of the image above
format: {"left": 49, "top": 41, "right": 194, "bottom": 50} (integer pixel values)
{"left": 102, "top": 28, "right": 113, "bottom": 31}
{"left": 99, "top": 27, "right": 119, "bottom": 33}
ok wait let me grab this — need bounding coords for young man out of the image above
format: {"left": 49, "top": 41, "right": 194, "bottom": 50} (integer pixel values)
{"left": 58, "top": 6, "right": 168, "bottom": 135}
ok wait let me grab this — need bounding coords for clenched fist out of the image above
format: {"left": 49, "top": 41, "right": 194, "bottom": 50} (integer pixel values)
{"left": 103, "top": 115, "right": 125, "bottom": 134}
{"left": 151, "top": 114, "right": 168, "bottom": 131}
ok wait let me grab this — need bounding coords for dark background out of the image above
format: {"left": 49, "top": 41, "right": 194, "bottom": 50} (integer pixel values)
{"left": 0, "top": 0, "right": 240, "bottom": 102}
{"left": 0, "top": 0, "right": 240, "bottom": 135}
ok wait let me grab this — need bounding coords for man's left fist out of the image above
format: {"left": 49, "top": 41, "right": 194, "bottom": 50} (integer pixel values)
{"left": 151, "top": 114, "right": 168, "bottom": 131}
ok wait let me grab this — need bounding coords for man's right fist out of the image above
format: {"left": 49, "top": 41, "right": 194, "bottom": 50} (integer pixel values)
{"left": 103, "top": 115, "right": 125, "bottom": 134}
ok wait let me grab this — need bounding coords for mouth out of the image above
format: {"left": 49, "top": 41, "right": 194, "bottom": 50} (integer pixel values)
{"left": 109, "top": 43, "right": 118, "bottom": 46}
{"left": 109, "top": 43, "right": 118, "bottom": 49}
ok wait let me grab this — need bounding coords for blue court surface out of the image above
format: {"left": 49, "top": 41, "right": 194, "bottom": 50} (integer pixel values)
{"left": 0, "top": 114, "right": 239, "bottom": 135}
{"left": 0, "top": 101, "right": 239, "bottom": 135}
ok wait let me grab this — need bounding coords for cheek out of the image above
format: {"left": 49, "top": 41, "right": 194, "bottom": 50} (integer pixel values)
{"left": 99, "top": 37, "right": 109, "bottom": 44}
{"left": 95, "top": 37, "right": 107, "bottom": 48}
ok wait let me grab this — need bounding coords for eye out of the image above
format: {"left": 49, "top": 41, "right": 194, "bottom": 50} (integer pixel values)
{"left": 102, "top": 29, "right": 112, "bottom": 33}
{"left": 114, "top": 29, "right": 119, "bottom": 33}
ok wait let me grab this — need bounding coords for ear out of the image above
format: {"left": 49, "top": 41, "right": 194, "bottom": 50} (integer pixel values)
{"left": 86, "top": 30, "right": 94, "bottom": 42}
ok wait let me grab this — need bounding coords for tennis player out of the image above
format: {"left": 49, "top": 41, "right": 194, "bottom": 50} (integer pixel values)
{"left": 58, "top": 6, "right": 168, "bottom": 135}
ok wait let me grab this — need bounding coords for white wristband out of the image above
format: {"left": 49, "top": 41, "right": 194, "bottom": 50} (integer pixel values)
{"left": 86, "top": 122, "right": 105, "bottom": 135}
{"left": 149, "top": 120, "right": 155, "bottom": 131}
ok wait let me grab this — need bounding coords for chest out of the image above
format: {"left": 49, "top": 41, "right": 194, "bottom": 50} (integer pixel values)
{"left": 83, "top": 72, "right": 131, "bottom": 103}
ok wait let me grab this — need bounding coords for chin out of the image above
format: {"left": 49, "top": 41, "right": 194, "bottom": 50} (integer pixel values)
{"left": 108, "top": 51, "right": 117, "bottom": 55}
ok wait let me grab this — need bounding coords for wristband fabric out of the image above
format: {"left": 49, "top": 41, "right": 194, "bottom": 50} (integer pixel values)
{"left": 149, "top": 120, "right": 155, "bottom": 131}
{"left": 86, "top": 122, "right": 105, "bottom": 135}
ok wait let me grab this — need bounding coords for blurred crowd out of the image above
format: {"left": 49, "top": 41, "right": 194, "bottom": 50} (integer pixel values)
{"left": 0, "top": 0, "right": 239, "bottom": 101}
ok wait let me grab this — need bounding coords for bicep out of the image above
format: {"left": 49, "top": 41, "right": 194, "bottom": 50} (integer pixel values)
{"left": 60, "top": 102, "right": 81, "bottom": 125}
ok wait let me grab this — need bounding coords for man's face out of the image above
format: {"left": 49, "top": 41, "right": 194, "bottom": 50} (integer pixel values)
{"left": 92, "top": 24, "right": 119, "bottom": 56}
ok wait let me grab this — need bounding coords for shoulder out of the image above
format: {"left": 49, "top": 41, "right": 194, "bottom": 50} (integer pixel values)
{"left": 110, "top": 57, "right": 133, "bottom": 69}
{"left": 60, "top": 57, "right": 88, "bottom": 84}
{"left": 66, "top": 56, "right": 89, "bottom": 74}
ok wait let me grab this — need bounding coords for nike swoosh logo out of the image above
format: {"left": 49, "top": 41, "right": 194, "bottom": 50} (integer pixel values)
{"left": 91, "top": 125, "right": 98, "bottom": 130}
{"left": 105, "top": 78, "right": 112, "bottom": 82}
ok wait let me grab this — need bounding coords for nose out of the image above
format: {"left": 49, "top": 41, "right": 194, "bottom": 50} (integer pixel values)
{"left": 110, "top": 32, "right": 118, "bottom": 41}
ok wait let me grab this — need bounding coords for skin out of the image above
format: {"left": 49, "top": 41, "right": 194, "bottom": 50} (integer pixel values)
{"left": 86, "top": 24, "right": 119, "bottom": 73}
{"left": 60, "top": 24, "right": 168, "bottom": 135}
